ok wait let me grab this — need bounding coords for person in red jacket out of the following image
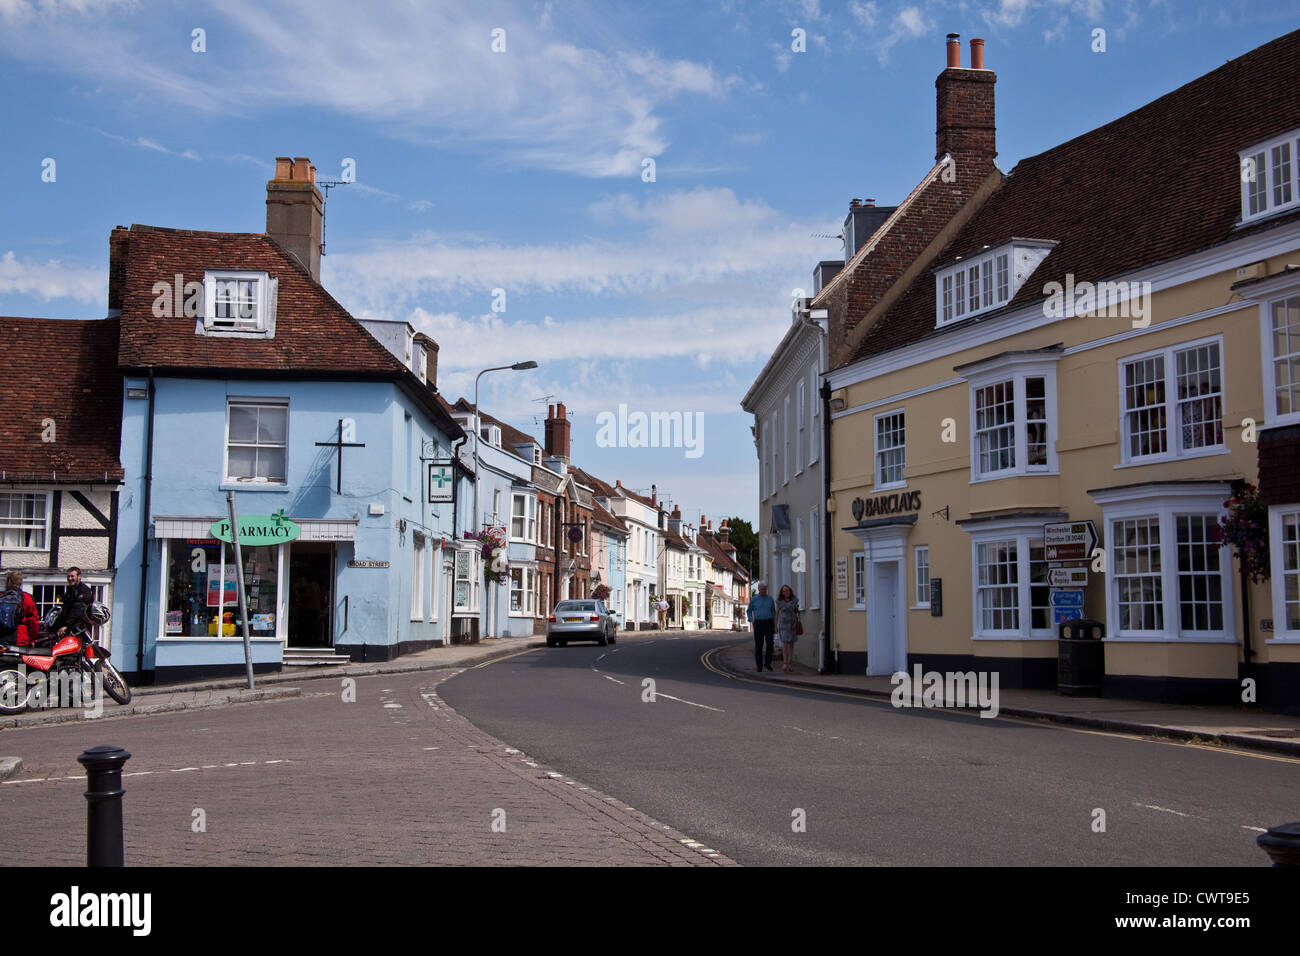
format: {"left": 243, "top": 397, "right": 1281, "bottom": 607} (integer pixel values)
{"left": 1, "top": 571, "right": 42, "bottom": 647}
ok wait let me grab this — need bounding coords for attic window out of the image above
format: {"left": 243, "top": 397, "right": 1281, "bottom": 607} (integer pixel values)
{"left": 202, "top": 271, "right": 277, "bottom": 336}
{"left": 934, "top": 241, "right": 1054, "bottom": 328}
{"left": 1240, "top": 128, "right": 1300, "bottom": 223}
{"left": 480, "top": 424, "right": 501, "bottom": 447}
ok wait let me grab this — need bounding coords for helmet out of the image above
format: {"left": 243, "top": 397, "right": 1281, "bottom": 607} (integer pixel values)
{"left": 42, "top": 609, "right": 60, "bottom": 631}
{"left": 87, "top": 602, "right": 111, "bottom": 625}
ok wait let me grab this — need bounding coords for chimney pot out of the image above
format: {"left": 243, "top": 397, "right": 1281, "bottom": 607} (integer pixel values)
{"left": 274, "top": 157, "right": 292, "bottom": 180}
{"left": 946, "top": 33, "right": 961, "bottom": 69}
{"left": 970, "top": 37, "right": 985, "bottom": 70}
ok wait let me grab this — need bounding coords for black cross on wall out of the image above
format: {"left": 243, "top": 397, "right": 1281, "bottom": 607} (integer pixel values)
{"left": 316, "top": 419, "right": 366, "bottom": 494}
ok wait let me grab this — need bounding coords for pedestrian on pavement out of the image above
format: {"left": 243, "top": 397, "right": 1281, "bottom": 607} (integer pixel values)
{"left": 52, "top": 566, "right": 94, "bottom": 638}
{"left": 657, "top": 597, "right": 669, "bottom": 630}
{"left": 747, "top": 581, "right": 776, "bottom": 672}
{"left": 0, "top": 571, "right": 41, "bottom": 647}
{"left": 775, "top": 585, "right": 801, "bottom": 672}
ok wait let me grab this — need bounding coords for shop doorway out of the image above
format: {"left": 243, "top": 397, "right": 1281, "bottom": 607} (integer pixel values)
{"left": 289, "top": 544, "right": 334, "bottom": 648}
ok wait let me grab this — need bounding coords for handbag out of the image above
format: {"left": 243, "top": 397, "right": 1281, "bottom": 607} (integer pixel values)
{"left": 795, "top": 616, "right": 804, "bottom": 636}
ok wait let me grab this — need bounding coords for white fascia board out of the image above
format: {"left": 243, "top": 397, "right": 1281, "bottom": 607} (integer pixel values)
{"left": 828, "top": 218, "right": 1300, "bottom": 392}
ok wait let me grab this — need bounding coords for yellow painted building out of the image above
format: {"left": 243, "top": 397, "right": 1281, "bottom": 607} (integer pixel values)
{"left": 818, "top": 30, "right": 1300, "bottom": 711}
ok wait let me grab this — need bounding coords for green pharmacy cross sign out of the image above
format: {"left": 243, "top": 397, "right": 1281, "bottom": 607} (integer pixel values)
{"left": 210, "top": 510, "right": 302, "bottom": 546}
{"left": 428, "top": 460, "right": 456, "bottom": 504}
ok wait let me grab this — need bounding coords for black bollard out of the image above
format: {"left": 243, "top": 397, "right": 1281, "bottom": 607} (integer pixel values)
{"left": 1257, "top": 822, "right": 1300, "bottom": 866}
{"left": 77, "top": 745, "right": 131, "bottom": 867}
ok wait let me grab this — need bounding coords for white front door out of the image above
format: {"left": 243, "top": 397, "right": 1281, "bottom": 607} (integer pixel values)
{"left": 867, "top": 561, "right": 902, "bottom": 676}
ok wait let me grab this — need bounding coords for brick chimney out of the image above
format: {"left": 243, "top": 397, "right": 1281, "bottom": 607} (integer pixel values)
{"left": 717, "top": 520, "right": 730, "bottom": 545}
{"left": 544, "top": 402, "right": 571, "bottom": 461}
{"left": 266, "top": 156, "right": 323, "bottom": 282}
{"left": 935, "top": 35, "right": 997, "bottom": 170}
{"left": 108, "top": 225, "right": 131, "bottom": 314}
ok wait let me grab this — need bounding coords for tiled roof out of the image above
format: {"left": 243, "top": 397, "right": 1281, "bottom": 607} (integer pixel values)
{"left": 846, "top": 29, "right": 1300, "bottom": 366}
{"left": 590, "top": 499, "right": 628, "bottom": 534}
{"left": 0, "top": 317, "right": 124, "bottom": 482}
{"left": 112, "top": 224, "right": 462, "bottom": 437}
{"left": 662, "top": 526, "right": 689, "bottom": 550}
{"left": 569, "top": 467, "right": 617, "bottom": 499}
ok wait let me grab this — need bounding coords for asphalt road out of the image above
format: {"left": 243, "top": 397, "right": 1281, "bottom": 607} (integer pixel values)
{"left": 439, "top": 630, "right": 1300, "bottom": 866}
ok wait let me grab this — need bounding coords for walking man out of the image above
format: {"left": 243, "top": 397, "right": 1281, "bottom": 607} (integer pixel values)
{"left": 747, "top": 581, "right": 776, "bottom": 673}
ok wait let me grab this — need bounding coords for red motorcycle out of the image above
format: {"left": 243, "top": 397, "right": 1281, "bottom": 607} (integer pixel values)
{"left": 0, "top": 603, "right": 131, "bottom": 714}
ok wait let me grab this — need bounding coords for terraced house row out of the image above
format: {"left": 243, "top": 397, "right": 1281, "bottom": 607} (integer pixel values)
{"left": 1, "top": 158, "right": 746, "bottom": 684}
{"left": 747, "top": 30, "right": 1300, "bottom": 713}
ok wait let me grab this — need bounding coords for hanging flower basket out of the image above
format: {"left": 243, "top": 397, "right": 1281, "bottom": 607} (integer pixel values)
{"left": 1211, "top": 481, "right": 1269, "bottom": 583}
{"left": 466, "top": 530, "right": 510, "bottom": 585}
{"left": 592, "top": 583, "right": 611, "bottom": 601}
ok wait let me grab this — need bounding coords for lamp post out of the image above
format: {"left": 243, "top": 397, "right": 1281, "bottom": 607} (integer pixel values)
{"left": 471, "top": 361, "right": 538, "bottom": 534}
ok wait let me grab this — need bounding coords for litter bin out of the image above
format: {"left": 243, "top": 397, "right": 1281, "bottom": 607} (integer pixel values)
{"left": 1058, "top": 619, "right": 1104, "bottom": 696}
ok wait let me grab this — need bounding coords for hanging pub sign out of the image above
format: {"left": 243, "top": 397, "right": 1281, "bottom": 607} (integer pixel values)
{"left": 852, "top": 490, "right": 922, "bottom": 521}
{"left": 429, "top": 460, "right": 457, "bottom": 504}
{"left": 209, "top": 511, "right": 301, "bottom": 545}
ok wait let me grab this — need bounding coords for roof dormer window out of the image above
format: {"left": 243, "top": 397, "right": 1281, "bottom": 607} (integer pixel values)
{"left": 201, "top": 271, "right": 277, "bottom": 337}
{"left": 1240, "top": 128, "right": 1300, "bottom": 224}
{"left": 934, "top": 240, "right": 1054, "bottom": 328}
{"left": 480, "top": 424, "right": 501, "bottom": 447}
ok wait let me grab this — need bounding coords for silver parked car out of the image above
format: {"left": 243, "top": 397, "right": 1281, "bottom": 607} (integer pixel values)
{"left": 547, "top": 600, "right": 618, "bottom": 647}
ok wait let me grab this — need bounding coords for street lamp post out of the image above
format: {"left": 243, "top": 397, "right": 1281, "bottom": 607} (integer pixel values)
{"left": 471, "top": 361, "right": 538, "bottom": 535}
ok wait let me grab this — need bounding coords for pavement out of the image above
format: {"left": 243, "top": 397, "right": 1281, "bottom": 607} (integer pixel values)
{"left": 5, "top": 628, "right": 1299, "bottom": 757}
{"left": 711, "top": 638, "right": 1300, "bottom": 758}
{"left": 0, "top": 635, "right": 541, "bottom": 731}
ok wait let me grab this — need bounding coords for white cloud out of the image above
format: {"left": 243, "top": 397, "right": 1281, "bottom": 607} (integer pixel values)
{"left": 848, "top": 0, "right": 879, "bottom": 28}
{"left": 0, "top": 251, "right": 103, "bottom": 303}
{"left": 0, "top": 0, "right": 737, "bottom": 178}
{"left": 325, "top": 187, "right": 834, "bottom": 310}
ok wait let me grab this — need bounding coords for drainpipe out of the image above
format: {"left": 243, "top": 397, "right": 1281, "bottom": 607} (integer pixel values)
{"left": 135, "top": 371, "right": 155, "bottom": 677}
{"left": 450, "top": 434, "right": 466, "bottom": 541}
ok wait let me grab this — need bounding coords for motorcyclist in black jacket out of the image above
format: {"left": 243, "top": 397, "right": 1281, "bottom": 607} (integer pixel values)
{"left": 52, "top": 567, "right": 95, "bottom": 637}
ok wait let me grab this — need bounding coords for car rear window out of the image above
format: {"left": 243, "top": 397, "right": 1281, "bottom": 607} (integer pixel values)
{"left": 556, "top": 602, "right": 597, "bottom": 613}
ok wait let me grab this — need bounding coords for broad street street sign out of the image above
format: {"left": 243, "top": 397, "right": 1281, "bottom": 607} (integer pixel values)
{"left": 1043, "top": 520, "right": 1098, "bottom": 563}
{"left": 1048, "top": 567, "right": 1088, "bottom": 588}
{"left": 1051, "top": 587, "right": 1086, "bottom": 625}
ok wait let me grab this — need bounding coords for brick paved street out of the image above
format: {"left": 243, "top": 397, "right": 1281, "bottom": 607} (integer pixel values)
{"left": 0, "top": 668, "right": 735, "bottom": 866}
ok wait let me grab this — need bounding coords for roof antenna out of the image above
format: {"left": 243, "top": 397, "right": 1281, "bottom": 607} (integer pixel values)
{"left": 316, "top": 179, "right": 352, "bottom": 258}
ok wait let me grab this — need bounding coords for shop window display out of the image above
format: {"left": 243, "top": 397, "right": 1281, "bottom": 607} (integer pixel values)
{"left": 165, "top": 539, "right": 279, "bottom": 638}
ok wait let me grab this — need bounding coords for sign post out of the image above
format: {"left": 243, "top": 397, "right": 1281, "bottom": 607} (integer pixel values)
{"left": 225, "top": 491, "right": 255, "bottom": 690}
{"left": 1050, "top": 587, "right": 1086, "bottom": 625}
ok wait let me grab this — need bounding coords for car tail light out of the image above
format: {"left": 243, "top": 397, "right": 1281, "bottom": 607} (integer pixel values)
{"left": 589, "top": 615, "right": 599, "bottom": 622}
{"left": 548, "top": 615, "right": 556, "bottom": 623}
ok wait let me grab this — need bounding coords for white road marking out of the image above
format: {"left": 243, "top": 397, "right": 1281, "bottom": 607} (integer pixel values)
{"left": 655, "top": 692, "right": 724, "bottom": 713}
{"left": 383, "top": 703, "right": 402, "bottom": 709}
{"left": 1135, "top": 803, "right": 1198, "bottom": 819}
{"left": 603, "top": 675, "right": 626, "bottom": 685}
{"left": 423, "top": 747, "right": 440, "bottom": 751}
{"left": 596, "top": 654, "right": 606, "bottom": 663}
{"left": 1242, "top": 826, "right": 1268, "bottom": 833}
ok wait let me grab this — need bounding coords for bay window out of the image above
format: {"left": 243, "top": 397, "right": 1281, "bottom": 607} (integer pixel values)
{"left": 511, "top": 493, "right": 537, "bottom": 543}
{"left": 962, "top": 515, "right": 1055, "bottom": 640}
{"left": 1092, "top": 483, "right": 1234, "bottom": 641}
{"left": 960, "top": 352, "right": 1059, "bottom": 481}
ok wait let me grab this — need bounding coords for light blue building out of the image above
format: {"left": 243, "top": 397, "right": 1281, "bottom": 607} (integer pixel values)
{"left": 108, "top": 160, "right": 470, "bottom": 681}
{"left": 441, "top": 399, "right": 541, "bottom": 639}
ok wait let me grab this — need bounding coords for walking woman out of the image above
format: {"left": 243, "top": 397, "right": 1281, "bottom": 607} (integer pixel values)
{"left": 775, "top": 585, "right": 801, "bottom": 672}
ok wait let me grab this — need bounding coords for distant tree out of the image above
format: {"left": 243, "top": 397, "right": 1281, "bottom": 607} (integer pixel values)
{"left": 723, "top": 516, "right": 759, "bottom": 583}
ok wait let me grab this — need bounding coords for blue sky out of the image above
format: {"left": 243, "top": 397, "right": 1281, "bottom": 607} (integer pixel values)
{"left": 1, "top": 0, "right": 1296, "bottom": 526}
